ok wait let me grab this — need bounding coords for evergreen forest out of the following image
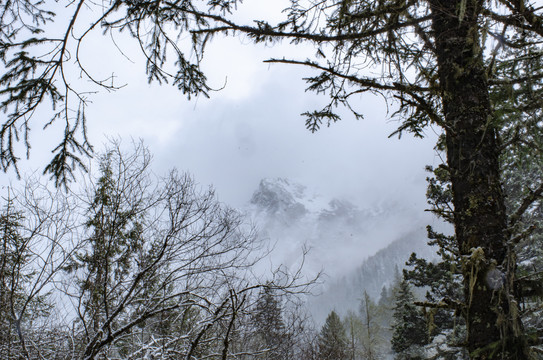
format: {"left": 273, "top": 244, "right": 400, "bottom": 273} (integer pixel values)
{"left": 2, "top": 0, "right": 543, "bottom": 359}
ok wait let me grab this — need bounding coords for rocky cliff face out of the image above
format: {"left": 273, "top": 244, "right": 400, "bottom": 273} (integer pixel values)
{"left": 250, "top": 178, "right": 309, "bottom": 226}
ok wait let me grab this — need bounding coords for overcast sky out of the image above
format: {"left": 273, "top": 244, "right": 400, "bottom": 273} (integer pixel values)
{"left": 4, "top": 0, "right": 440, "bottom": 221}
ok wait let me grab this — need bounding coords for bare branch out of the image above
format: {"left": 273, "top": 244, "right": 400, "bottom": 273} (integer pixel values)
{"left": 509, "top": 181, "right": 543, "bottom": 228}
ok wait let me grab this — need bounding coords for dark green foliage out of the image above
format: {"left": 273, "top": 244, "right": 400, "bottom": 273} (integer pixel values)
{"left": 0, "top": 196, "right": 26, "bottom": 358}
{"left": 391, "top": 279, "right": 427, "bottom": 360}
{"left": 0, "top": 1, "right": 91, "bottom": 184}
{"left": 318, "top": 310, "right": 348, "bottom": 360}
{"left": 3, "top": 1, "right": 543, "bottom": 357}
{"left": 0, "top": 194, "right": 50, "bottom": 359}
{"left": 0, "top": 0, "right": 214, "bottom": 185}
{"left": 491, "top": 44, "right": 543, "bottom": 350}
{"left": 377, "top": 284, "right": 395, "bottom": 344}
{"left": 302, "top": 108, "right": 342, "bottom": 133}
{"left": 65, "top": 152, "right": 146, "bottom": 340}
{"left": 405, "top": 253, "right": 459, "bottom": 306}
{"left": 250, "top": 286, "right": 290, "bottom": 359}
{"left": 393, "top": 166, "right": 466, "bottom": 359}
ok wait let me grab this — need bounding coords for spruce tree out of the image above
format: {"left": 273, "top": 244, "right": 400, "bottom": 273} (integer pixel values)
{"left": 377, "top": 279, "right": 399, "bottom": 356}
{"left": 391, "top": 279, "right": 427, "bottom": 360}
{"left": 0, "top": 196, "right": 26, "bottom": 359}
{"left": 495, "top": 45, "right": 543, "bottom": 336}
{"left": 251, "top": 286, "right": 289, "bottom": 359}
{"left": 0, "top": 195, "right": 50, "bottom": 359}
{"left": 318, "top": 311, "right": 348, "bottom": 360}
{"left": 403, "top": 169, "right": 468, "bottom": 359}
{"left": 4, "top": 1, "right": 543, "bottom": 357}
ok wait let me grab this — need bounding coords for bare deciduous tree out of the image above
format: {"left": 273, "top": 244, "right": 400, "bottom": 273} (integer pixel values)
{"left": 1, "top": 140, "right": 314, "bottom": 359}
{"left": 5, "top": 1, "right": 543, "bottom": 357}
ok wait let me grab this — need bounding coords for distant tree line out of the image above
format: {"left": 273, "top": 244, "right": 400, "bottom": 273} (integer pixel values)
{"left": 0, "top": 141, "right": 315, "bottom": 360}
{"left": 3, "top": 1, "right": 543, "bottom": 358}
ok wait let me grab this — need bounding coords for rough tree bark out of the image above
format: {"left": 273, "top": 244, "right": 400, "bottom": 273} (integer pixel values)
{"left": 429, "top": 0, "right": 526, "bottom": 358}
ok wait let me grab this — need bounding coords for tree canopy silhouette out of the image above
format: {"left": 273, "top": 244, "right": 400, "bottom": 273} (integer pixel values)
{"left": 2, "top": 1, "right": 543, "bottom": 357}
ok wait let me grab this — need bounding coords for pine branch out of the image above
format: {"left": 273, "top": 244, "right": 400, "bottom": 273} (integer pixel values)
{"left": 509, "top": 224, "right": 537, "bottom": 245}
{"left": 414, "top": 298, "right": 465, "bottom": 312}
{"left": 509, "top": 181, "right": 543, "bottom": 228}
{"left": 184, "top": 4, "right": 433, "bottom": 43}
{"left": 264, "top": 58, "right": 432, "bottom": 93}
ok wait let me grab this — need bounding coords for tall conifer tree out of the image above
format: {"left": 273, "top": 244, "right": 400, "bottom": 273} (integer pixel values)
{"left": 251, "top": 286, "right": 289, "bottom": 359}
{"left": 318, "top": 310, "right": 348, "bottom": 360}
{"left": 3, "top": 1, "right": 543, "bottom": 357}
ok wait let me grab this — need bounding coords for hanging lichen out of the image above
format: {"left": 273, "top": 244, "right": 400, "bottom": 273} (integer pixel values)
{"left": 458, "top": 0, "right": 468, "bottom": 24}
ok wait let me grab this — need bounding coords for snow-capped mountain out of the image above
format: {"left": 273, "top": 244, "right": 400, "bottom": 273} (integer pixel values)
{"left": 244, "top": 177, "right": 439, "bottom": 324}
{"left": 249, "top": 178, "right": 312, "bottom": 226}
{"left": 246, "top": 178, "right": 431, "bottom": 279}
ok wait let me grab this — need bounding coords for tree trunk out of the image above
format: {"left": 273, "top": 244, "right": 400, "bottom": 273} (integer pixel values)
{"left": 428, "top": 0, "right": 527, "bottom": 358}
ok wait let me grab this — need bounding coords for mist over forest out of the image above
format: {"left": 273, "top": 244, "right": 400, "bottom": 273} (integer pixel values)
{"left": 2, "top": 0, "right": 543, "bottom": 359}
{"left": 0, "top": 143, "right": 440, "bottom": 359}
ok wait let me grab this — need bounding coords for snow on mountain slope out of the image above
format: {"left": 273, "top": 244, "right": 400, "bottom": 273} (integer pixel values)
{"left": 244, "top": 177, "right": 440, "bottom": 324}
{"left": 246, "top": 177, "right": 431, "bottom": 279}
{"left": 309, "top": 230, "right": 437, "bottom": 324}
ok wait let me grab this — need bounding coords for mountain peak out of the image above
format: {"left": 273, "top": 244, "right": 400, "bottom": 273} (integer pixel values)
{"left": 250, "top": 178, "right": 309, "bottom": 221}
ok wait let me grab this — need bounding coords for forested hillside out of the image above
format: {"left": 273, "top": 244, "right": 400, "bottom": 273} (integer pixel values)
{"left": 310, "top": 231, "right": 436, "bottom": 323}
